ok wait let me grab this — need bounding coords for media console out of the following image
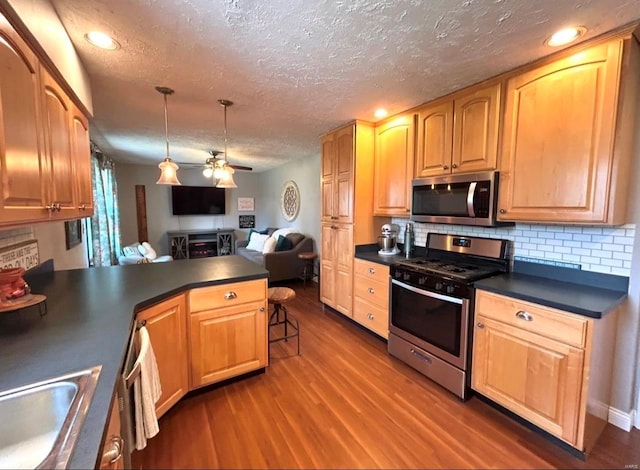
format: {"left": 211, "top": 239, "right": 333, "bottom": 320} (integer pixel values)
{"left": 167, "top": 229, "right": 235, "bottom": 259}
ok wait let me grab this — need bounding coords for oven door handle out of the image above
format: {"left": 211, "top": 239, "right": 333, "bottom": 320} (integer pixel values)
{"left": 391, "top": 279, "right": 463, "bottom": 304}
{"left": 467, "top": 181, "right": 477, "bottom": 217}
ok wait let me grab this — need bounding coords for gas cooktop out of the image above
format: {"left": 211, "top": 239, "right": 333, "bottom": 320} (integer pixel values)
{"left": 395, "top": 257, "right": 504, "bottom": 282}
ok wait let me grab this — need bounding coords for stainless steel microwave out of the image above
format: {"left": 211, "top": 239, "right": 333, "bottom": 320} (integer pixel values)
{"left": 411, "top": 171, "right": 511, "bottom": 227}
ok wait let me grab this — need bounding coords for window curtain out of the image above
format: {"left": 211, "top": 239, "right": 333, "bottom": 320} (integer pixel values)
{"left": 89, "top": 143, "right": 121, "bottom": 266}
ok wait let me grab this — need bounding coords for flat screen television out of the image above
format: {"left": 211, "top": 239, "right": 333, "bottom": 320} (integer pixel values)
{"left": 171, "top": 185, "right": 226, "bottom": 215}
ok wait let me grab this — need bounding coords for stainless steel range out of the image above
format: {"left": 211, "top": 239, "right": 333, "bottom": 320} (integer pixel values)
{"left": 388, "top": 233, "right": 510, "bottom": 400}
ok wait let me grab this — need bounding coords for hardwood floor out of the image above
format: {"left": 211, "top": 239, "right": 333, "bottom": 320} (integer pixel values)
{"left": 132, "top": 282, "right": 640, "bottom": 469}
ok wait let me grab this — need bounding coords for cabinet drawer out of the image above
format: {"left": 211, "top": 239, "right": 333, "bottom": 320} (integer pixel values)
{"left": 353, "top": 297, "right": 389, "bottom": 339}
{"left": 353, "top": 275, "right": 389, "bottom": 307}
{"left": 354, "top": 259, "right": 389, "bottom": 284}
{"left": 475, "top": 290, "right": 588, "bottom": 348}
{"left": 189, "top": 279, "right": 267, "bottom": 313}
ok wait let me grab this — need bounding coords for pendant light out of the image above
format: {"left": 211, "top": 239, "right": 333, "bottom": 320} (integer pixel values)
{"left": 156, "top": 86, "right": 181, "bottom": 185}
{"left": 215, "top": 99, "right": 237, "bottom": 189}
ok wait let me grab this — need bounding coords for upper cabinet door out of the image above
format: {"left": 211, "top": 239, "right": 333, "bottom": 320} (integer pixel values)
{"left": 452, "top": 83, "right": 500, "bottom": 174}
{"left": 334, "top": 125, "right": 354, "bottom": 223}
{"left": 415, "top": 100, "right": 453, "bottom": 178}
{"left": 41, "top": 68, "right": 76, "bottom": 218}
{"left": 71, "top": 105, "right": 93, "bottom": 215}
{"left": 373, "top": 113, "right": 415, "bottom": 216}
{"left": 320, "top": 133, "right": 335, "bottom": 222}
{"left": 0, "top": 15, "right": 49, "bottom": 224}
{"left": 498, "top": 40, "right": 623, "bottom": 224}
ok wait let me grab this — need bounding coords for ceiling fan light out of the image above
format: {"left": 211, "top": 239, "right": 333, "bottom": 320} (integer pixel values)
{"left": 157, "top": 158, "right": 181, "bottom": 185}
{"left": 216, "top": 168, "right": 237, "bottom": 188}
{"left": 203, "top": 166, "right": 213, "bottom": 178}
{"left": 213, "top": 165, "right": 226, "bottom": 179}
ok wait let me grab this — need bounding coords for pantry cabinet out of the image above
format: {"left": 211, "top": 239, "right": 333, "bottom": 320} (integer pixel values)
{"left": 320, "top": 121, "right": 383, "bottom": 317}
{"left": 0, "top": 12, "right": 93, "bottom": 227}
{"left": 373, "top": 113, "right": 415, "bottom": 216}
{"left": 136, "top": 294, "right": 188, "bottom": 419}
{"left": 188, "top": 279, "right": 268, "bottom": 388}
{"left": 352, "top": 259, "right": 389, "bottom": 338}
{"left": 416, "top": 82, "right": 500, "bottom": 178}
{"left": 472, "top": 290, "right": 619, "bottom": 452}
{"left": 498, "top": 35, "right": 638, "bottom": 224}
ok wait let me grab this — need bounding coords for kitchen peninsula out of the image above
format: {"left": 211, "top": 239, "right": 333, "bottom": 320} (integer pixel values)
{"left": 0, "top": 256, "right": 268, "bottom": 469}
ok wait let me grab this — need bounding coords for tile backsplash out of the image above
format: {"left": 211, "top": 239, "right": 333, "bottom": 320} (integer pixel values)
{"left": 0, "top": 227, "right": 35, "bottom": 249}
{"left": 391, "top": 218, "right": 635, "bottom": 277}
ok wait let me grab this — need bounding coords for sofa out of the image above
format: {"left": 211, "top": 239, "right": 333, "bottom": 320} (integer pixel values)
{"left": 235, "top": 228, "right": 314, "bottom": 283}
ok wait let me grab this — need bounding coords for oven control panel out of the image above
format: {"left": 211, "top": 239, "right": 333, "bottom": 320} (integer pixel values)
{"left": 390, "top": 266, "right": 471, "bottom": 299}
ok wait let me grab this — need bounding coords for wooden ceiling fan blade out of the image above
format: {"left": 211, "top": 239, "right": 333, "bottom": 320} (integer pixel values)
{"left": 230, "top": 164, "right": 253, "bottom": 171}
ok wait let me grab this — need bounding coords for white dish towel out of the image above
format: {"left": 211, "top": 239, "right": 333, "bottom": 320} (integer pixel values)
{"left": 132, "top": 326, "right": 162, "bottom": 450}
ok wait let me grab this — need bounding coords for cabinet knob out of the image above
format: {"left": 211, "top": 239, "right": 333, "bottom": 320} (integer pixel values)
{"left": 259, "top": 306, "right": 265, "bottom": 312}
{"left": 515, "top": 310, "right": 533, "bottom": 321}
{"left": 55, "top": 202, "right": 61, "bottom": 212}
{"left": 476, "top": 322, "right": 484, "bottom": 329}
{"left": 45, "top": 204, "right": 54, "bottom": 212}
{"left": 442, "top": 165, "right": 449, "bottom": 170}
{"left": 101, "top": 435, "right": 124, "bottom": 466}
{"left": 499, "top": 209, "right": 506, "bottom": 214}
{"left": 79, "top": 203, "right": 86, "bottom": 210}
{"left": 451, "top": 163, "right": 457, "bottom": 169}
{"left": 367, "top": 312, "right": 374, "bottom": 320}
{"left": 368, "top": 267, "right": 376, "bottom": 274}
{"left": 367, "top": 287, "right": 375, "bottom": 294}
{"left": 224, "top": 291, "right": 237, "bottom": 300}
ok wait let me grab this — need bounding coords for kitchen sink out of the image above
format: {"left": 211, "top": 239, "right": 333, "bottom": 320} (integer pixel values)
{"left": 0, "top": 365, "right": 102, "bottom": 469}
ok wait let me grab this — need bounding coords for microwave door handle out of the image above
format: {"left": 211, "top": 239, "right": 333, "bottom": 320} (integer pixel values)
{"left": 467, "top": 182, "right": 477, "bottom": 217}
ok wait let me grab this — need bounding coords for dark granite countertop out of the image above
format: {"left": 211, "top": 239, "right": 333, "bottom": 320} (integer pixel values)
{"left": 474, "top": 272, "right": 627, "bottom": 318}
{"left": 354, "top": 243, "right": 426, "bottom": 266}
{"left": 0, "top": 256, "right": 268, "bottom": 469}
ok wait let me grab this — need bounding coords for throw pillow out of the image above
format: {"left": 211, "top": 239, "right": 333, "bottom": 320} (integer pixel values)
{"left": 248, "top": 228, "right": 268, "bottom": 240}
{"left": 140, "top": 242, "right": 158, "bottom": 260}
{"left": 246, "top": 233, "right": 269, "bottom": 251}
{"left": 271, "top": 228, "right": 296, "bottom": 241}
{"left": 285, "top": 233, "right": 304, "bottom": 247}
{"left": 262, "top": 236, "right": 277, "bottom": 254}
{"left": 275, "top": 235, "right": 293, "bottom": 252}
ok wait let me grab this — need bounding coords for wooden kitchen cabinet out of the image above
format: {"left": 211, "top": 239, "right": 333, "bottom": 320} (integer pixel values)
{"left": 0, "top": 12, "right": 93, "bottom": 227}
{"left": 498, "top": 35, "right": 638, "bottom": 224}
{"left": 373, "top": 112, "right": 415, "bottom": 216}
{"left": 415, "top": 82, "right": 500, "bottom": 178}
{"left": 99, "top": 395, "right": 125, "bottom": 469}
{"left": 320, "top": 121, "right": 383, "bottom": 317}
{"left": 136, "top": 294, "right": 188, "bottom": 419}
{"left": 352, "top": 258, "right": 389, "bottom": 338}
{"left": 188, "top": 278, "right": 268, "bottom": 388}
{"left": 472, "top": 290, "right": 619, "bottom": 452}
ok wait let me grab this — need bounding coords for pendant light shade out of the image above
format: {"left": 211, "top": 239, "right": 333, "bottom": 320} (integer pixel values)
{"left": 215, "top": 99, "right": 237, "bottom": 189}
{"left": 156, "top": 86, "right": 181, "bottom": 185}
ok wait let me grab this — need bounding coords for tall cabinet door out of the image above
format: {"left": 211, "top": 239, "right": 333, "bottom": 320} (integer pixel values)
{"left": 452, "top": 83, "right": 500, "bottom": 174}
{"left": 334, "top": 125, "right": 354, "bottom": 223}
{"left": 319, "top": 222, "right": 336, "bottom": 307}
{"left": 41, "top": 68, "right": 76, "bottom": 219}
{"left": 71, "top": 104, "right": 93, "bottom": 215}
{"left": 0, "top": 15, "right": 49, "bottom": 224}
{"left": 415, "top": 100, "right": 453, "bottom": 177}
{"left": 320, "top": 133, "right": 335, "bottom": 222}
{"left": 498, "top": 40, "right": 622, "bottom": 223}
{"left": 136, "top": 294, "right": 188, "bottom": 419}
{"left": 334, "top": 223, "right": 353, "bottom": 316}
{"left": 373, "top": 113, "right": 415, "bottom": 216}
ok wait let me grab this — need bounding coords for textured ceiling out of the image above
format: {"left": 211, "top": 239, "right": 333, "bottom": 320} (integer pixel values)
{"left": 50, "top": 0, "right": 640, "bottom": 173}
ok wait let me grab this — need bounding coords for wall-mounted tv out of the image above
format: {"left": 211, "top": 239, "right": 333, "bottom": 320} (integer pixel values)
{"left": 171, "top": 185, "right": 226, "bottom": 215}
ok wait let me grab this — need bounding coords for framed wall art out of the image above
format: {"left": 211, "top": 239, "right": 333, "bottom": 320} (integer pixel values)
{"left": 65, "top": 219, "right": 82, "bottom": 250}
{"left": 280, "top": 180, "right": 300, "bottom": 221}
{"left": 237, "top": 197, "right": 255, "bottom": 211}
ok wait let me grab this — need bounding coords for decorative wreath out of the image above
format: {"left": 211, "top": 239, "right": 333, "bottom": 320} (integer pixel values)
{"left": 280, "top": 180, "right": 300, "bottom": 221}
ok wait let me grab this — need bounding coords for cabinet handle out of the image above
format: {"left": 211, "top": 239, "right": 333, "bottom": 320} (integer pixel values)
{"left": 45, "top": 204, "right": 55, "bottom": 212}
{"left": 452, "top": 163, "right": 458, "bottom": 169}
{"left": 368, "top": 267, "right": 376, "bottom": 274}
{"left": 367, "top": 287, "right": 375, "bottom": 294}
{"left": 79, "top": 203, "right": 86, "bottom": 210}
{"left": 515, "top": 310, "right": 533, "bottom": 321}
{"left": 224, "top": 291, "right": 237, "bottom": 300}
{"left": 259, "top": 306, "right": 265, "bottom": 312}
{"left": 499, "top": 209, "right": 506, "bottom": 214}
{"left": 477, "top": 322, "right": 484, "bottom": 329}
{"left": 367, "top": 312, "right": 374, "bottom": 320}
{"left": 101, "top": 435, "right": 124, "bottom": 465}
{"left": 55, "top": 202, "right": 62, "bottom": 212}
{"left": 410, "top": 348, "right": 432, "bottom": 364}
{"left": 442, "top": 165, "right": 449, "bottom": 170}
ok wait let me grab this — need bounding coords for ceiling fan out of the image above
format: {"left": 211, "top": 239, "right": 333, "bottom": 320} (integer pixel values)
{"left": 176, "top": 150, "right": 253, "bottom": 176}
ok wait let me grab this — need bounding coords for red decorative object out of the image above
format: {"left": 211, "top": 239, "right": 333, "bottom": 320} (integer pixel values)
{"left": 0, "top": 267, "right": 29, "bottom": 303}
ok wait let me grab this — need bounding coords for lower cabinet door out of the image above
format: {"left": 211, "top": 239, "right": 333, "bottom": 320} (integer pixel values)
{"left": 136, "top": 294, "right": 188, "bottom": 419}
{"left": 189, "top": 300, "right": 267, "bottom": 388}
{"left": 472, "top": 315, "right": 585, "bottom": 445}
{"left": 99, "top": 397, "right": 125, "bottom": 469}
{"left": 353, "top": 297, "right": 389, "bottom": 339}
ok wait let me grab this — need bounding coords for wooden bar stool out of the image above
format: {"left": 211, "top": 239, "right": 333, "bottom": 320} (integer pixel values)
{"left": 297, "top": 252, "right": 317, "bottom": 289}
{"left": 267, "top": 287, "right": 300, "bottom": 355}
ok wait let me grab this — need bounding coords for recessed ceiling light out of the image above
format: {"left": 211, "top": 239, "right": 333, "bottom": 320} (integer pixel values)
{"left": 84, "top": 31, "right": 120, "bottom": 50}
{"left": 374, "top": 108, "right": 388, "bottom": 119}
{"left": 545, "top": 26, "right": 586, "bottom": 47}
